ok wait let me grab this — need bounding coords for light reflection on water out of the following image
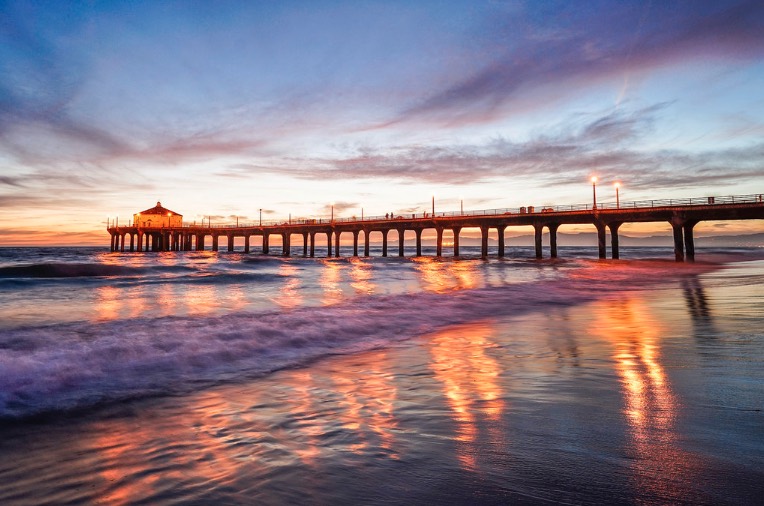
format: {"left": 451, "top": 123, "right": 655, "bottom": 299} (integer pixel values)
{"left": 414, "top": 256, "right": 481, "bottom": 293}
{"left": 590, "top": 296, "right": 700, "bottom": 501}
{"left": 274, "top": 262, "right": 302, "bottom": 309}
{"left": 1, "top": 256, "right": 763, "bottom": 504}
{"left": 348, "top": 258, "right": 375, "bottom": 295}
{"left": 319, "top": 259, "right": 345, "bottom": 305}
{"left": 428, "top": 322, "right": 504, "bottom": 471}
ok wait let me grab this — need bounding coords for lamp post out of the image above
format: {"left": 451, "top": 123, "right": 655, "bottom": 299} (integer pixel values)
{"left": 432, "top": 194, "right": 435, "bottom": 217}
{"left": 331, "top": 202, "right": 334, "bottom": 222}
{"left": 614, "top": 182, "right": 621, "bottom": 209}
{"left": 460, "top": 196, "right": 464, "bottom": 215}
{"left": 259, "top": 208, "right": 262, "bottom": 226}
{"left": 591, "top": 177, "right": 598, "bottom": 210}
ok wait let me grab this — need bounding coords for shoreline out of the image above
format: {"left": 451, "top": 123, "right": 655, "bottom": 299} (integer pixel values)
{"left": 1, "top": 254, "right": 754, "bottom": 422}
{"left": 2, "top": 254, "right": 763, "bottom": 504}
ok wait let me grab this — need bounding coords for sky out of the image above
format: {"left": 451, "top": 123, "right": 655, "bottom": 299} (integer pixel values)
{"left": 1, "top": 0, "right": 764, "bottom": 246}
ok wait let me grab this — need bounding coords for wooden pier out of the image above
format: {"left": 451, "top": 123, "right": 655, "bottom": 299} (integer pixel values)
{"left": 108, "top": 194, "right": 764, "bottom": 262}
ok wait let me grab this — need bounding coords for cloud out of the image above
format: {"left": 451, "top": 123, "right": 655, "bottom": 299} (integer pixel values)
{"left": 221, "top": 104, "right": 762, "bottom": 191}
{"left": 0, "top": 176, "right": 25, "bottom": 188}
{"left": 322, "top": 201, "right": 358, "bottom": 214}
{"left": 382, "top": 1, "right": 764, "bottom": 127}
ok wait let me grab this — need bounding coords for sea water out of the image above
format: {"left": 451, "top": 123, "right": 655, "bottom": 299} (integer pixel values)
{"left": 0, "top": 246, "right": 762, "bottom": 504}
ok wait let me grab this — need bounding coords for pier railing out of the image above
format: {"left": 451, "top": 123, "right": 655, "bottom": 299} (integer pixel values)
{"left": 175, "top": 193, "right": 764, "bottom": 228}
{"left": 113, "top": 193, "right": 764, "bottom": 228}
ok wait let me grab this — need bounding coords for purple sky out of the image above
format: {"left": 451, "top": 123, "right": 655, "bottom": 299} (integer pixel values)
{"left": 1, "top": 1, "right": 763, "bottom": 244}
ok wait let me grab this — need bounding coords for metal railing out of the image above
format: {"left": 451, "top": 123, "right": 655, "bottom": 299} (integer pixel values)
{"left": 109, "top": 193, "right": 763, "bottom": 229}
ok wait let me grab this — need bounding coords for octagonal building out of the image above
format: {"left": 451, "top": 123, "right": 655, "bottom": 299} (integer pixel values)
{"left": 133, "top": 202, "right": 183, "bottom": 228}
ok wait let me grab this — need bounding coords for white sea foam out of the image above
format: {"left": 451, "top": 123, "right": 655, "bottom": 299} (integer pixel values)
{"left": 0, "top": 259, "right": 719, "bottom": 419}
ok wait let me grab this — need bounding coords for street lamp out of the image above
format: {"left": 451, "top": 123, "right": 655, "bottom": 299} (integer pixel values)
{"left": 614, "top": 182, "right": 621, "bottom": 209}
{"left": 432, "top": 194, "right": 435, "bottom": 217}
{"left": 331, "top": 202, "right": 334, "bottom": 222}
{"left": 259, "top": 208, "right": 262, "bottom": 226}
{"left": 460, "top": 196, "right": 464, "bottom": 215}
{"left": 591, "top": 176, "right": 598, "bottom": 210}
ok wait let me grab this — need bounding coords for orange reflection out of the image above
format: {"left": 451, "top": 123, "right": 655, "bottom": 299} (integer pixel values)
{"left": 329, "top": 349, "right": 399, "bottom": 458}
{"left": 319, "top": 260, "right": 344, "bottom": 305}
{"left": 274, "top": 262, "right": 303, "bottom": 309}
{"left": 449, "top": 260, "right": 480, "bottom": 291}
{"left": 86, "top": 390, "right": 260, "bottom": 504}
{"left": 223, "top": 282, "right": 248, "bottom": 312}
{"left": 287, "top": 370, "right": 323, "bottom": 464}
{"left": 95, "top": 285, "right": 121, "bottom": 320}
{"left": 590, "top": 296, "right": 697, "bottom": 500}
{"left": 415, "top": 257, "right": 481, "bottom": 293}
{"left": 348, "top": 258, "right": 375, "bottom": 295}
{"left": 65, "top": 345, "right": 404, "bottom": 503}
{"left": 185, "top": 283, "right": 219, "bottom": 316}
{"left": 123, "top": 285, "right": 148, "bottom": 318}
{"left": 155, "top": 283, "right": 178, "bottom": 316}
{"left": 428, "top": 321, "right": 504, "bottom": 471}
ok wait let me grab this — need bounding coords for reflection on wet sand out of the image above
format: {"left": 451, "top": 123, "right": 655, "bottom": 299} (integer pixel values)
{"left": 591, "top": 296, "right": 699, "bottom": 502}
{"left": 287, "top": 370, "right": 323, "bottom": 464}
{"left": 74, "top": 348, "right": 402, "bottom": 503}
{"left": 86, "top": 390, "right": 265, "bottom": 505}
{"left": 682, "top": 277, "right": 716, "bottom": 338}
{"left": 428, "top": 321, "right": 504, "bottom": 470}
{"left": 329, "top": 351, "right": 399, "bottom": 458}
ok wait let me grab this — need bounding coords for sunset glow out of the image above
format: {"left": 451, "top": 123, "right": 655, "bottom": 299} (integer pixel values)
{"left": 1, "top": 1, "right": 763, "bottom": 245}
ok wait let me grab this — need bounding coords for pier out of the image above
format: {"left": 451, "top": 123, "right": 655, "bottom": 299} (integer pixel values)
{"left": 108, "top": 194, "right": 764, "bottom": 262}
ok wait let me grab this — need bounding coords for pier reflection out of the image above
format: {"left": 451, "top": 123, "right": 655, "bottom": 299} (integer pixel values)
{"left": 428, "top": 321, "right": 504, "bottom": 471}
{"left": 682, "top": 277, "right": 716, "bottom": 335}
{"left": 591, "top": 296, "right": 698, "bottom": 502}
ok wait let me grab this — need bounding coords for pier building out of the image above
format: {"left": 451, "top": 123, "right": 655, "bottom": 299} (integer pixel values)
{"left": 133, "top": 202, "right": 182, "bottom": 228}
{"left": 108, "top": 194, "right": 764, "bottom": 262}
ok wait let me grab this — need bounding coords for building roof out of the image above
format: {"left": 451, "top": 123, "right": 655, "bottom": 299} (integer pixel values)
{"left": 137, "top": 201, "right": 182, "bottom": 216}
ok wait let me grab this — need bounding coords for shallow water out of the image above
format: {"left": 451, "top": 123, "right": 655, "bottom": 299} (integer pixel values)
{"left": 0, "top": 247, "right": 762, "bottom": 504}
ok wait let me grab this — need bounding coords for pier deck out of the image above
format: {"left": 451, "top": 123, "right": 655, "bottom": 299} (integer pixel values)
{"left": 108, "top": 194, "right": 764, "bottom": 261}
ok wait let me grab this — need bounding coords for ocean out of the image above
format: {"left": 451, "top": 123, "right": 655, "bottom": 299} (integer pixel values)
{"left": 1, "top": 245, "right": 763, "bottom": 505}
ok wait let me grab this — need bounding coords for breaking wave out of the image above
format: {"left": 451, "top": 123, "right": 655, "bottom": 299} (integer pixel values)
{"left": 0, "top": 259, "right": 719, "bottom": 420}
